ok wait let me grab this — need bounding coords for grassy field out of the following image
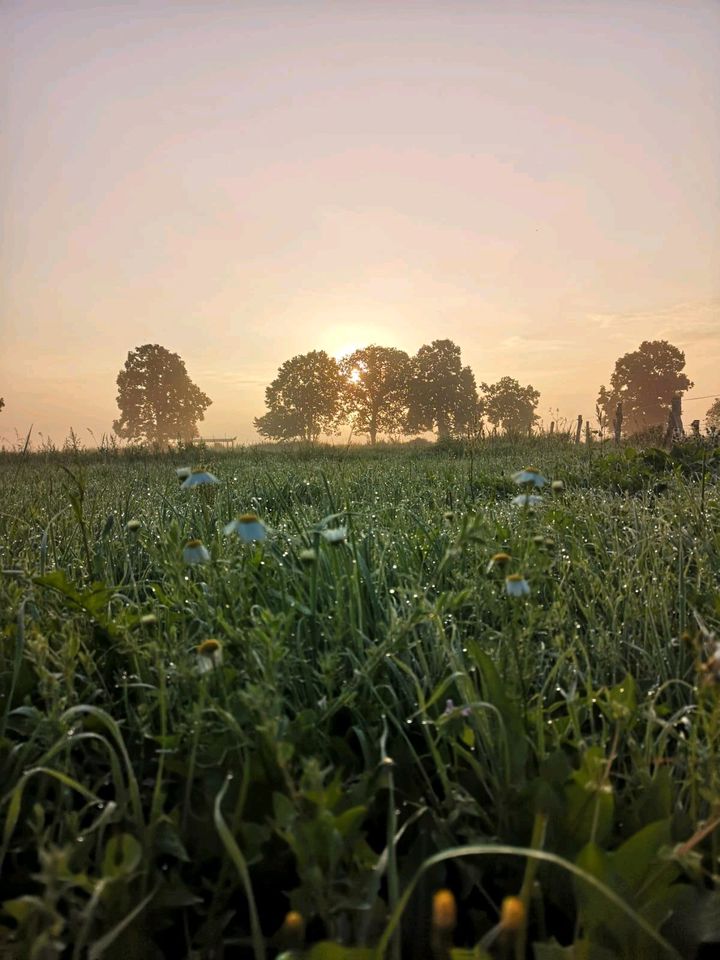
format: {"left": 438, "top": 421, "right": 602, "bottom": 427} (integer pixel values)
{"left": 0, "top": 438, "right": 719, "bottom": 959}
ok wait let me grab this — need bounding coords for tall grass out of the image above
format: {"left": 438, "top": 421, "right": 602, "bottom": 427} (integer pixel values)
{"left": 0, "top": 439, "right": 718, "bottom": 958}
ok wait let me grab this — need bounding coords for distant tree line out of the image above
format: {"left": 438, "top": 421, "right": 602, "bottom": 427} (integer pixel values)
{"left": 5, "top": 336, "right": 691, "bottom": 447}
{"left": 253, "top": 340, "right": 542, "bottom": 443}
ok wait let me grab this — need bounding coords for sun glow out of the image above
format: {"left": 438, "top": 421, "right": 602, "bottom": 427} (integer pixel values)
{"left": 333, "top": 342, "right": 362, "bottom": 361}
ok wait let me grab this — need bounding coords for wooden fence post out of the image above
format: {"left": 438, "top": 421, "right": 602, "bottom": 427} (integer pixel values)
{"left": 664, "top": 409, "right": 675, "bottom": 447}
{"left": 613, "top": 402, "right": 623, "bottom": 445}
{"left": 671, "top": 394, "right": 684, "bottom": 436}
{"left": 575, "top": 415, "right": 583, "bottom": 444}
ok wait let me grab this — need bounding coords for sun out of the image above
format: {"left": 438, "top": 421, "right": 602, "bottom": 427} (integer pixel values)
{"left": 331, "top": 342, "right": 363, "bottom": 382}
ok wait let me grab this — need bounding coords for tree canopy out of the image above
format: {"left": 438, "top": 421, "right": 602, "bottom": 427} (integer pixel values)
{"left": 113, "top": 344, "right": 212, "bottom": 445}
{"left": 340, "top": 345, "right": 412, "bottom": 444}
{"left": 596, "top": 340, "right": 693, "bottom": 436}
{"left": 406, "top": 339, "right": 478, "bottom": 439}
{"left": 254, "top": 350, "right": 345, "bottom": 442}
{"left": 706, "top": 398, "right": 720, "bottom": 431}
{"left": 252, "top": 340, "right": 551, "bottom": 443}
{"left": 480, "top": 377, "right": 540, "bottom": 435}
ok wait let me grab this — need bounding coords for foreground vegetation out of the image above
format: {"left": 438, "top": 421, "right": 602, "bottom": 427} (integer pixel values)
{"left": 1, "top": 438, "right": 719, "bottom": 959}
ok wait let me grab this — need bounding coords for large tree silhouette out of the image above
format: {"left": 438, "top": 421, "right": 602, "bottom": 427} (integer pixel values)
{"left": 406, "top": 339, "right": 478, "bottom": 440}
{"left": 597, "top": 340, "right": 693, "bottom": 436}
{"left": 113, "top": 344, "right": 212, "bottom": 445}
{"left": 480, "top": 377, "right": 540, "bottom": 435}
{"left": 340, "top": 345, "right": 411, "bottom": 444}
{"left": 254, "top": 350, "right": 345, "bottom": 442}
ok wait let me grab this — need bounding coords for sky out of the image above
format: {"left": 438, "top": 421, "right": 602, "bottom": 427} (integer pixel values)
{"left": 1, "top": 0, "right": 719, "bottom": 446}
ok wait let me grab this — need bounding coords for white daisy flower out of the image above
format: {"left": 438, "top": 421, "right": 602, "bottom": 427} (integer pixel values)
{"left": 224, "top": 513, "right": 267, "bottom": 542}
{"left": 486, "top": 551, "right": 512, "bottom": 574}
{"left": 181, "top": 470, "right": 219, "bottom": 490}
{"left": 183, "top": 538, "right": 210, "bottom": 564}
{"left": 321, "top": 526, "right": 347, "bottom": 545}
{"left": 511, "top": 467, "right": 546, "bottom": 488}
{"left": 196, "top": 638, "right": 223, "bottom": 673}
{"left": 511, "top": 494, "right": 543, "bottom": 507}
{"left": 505, "top": 574, "right": 530, "bottom": 597}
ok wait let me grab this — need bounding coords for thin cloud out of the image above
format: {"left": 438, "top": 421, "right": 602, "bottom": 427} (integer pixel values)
{"left": 586, "top": 299, "right": 720, "bottom": 345}
{"left": 496, "top": 335, "right": 573, "bottom": 352}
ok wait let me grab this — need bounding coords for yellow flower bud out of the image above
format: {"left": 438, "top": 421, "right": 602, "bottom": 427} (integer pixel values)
{"left": 283, "top": 910, "right": 304, "bottom": 934}
{"left": 279, "top": 910, "right": 305, "bottom": 948}
{"left": 500, "top": 895, "right": 525, "bottom": 932}
{"left": 432, "top": 888, "right": 457, "bottom": 932}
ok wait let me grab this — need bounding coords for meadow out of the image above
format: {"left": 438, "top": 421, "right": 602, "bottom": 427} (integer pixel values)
{"left": 0, "top": 437, "right": 718, "bottom": 959}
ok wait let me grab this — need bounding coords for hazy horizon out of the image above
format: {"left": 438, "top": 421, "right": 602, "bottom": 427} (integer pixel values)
{"left": 2, "top": 0, "right": 719, "bottom": 446}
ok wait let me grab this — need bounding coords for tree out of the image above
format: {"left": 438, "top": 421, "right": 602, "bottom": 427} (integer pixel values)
{"left": 706, "top": 398, "right": 720, "bottom": 431}
{"left": 254, "top": 350, "right": 345, "bottom": 442}
{"left": 596, "top": 340, "right": 693, "bottom": 436}
{"left": 480, "top": 377, "right": 540, "bottom": 435}
{"left": 0, "top": 397, "right": 4, "bottom": 415}
{"left": 113, "top": 344, "right": 212, "bottom": 445}
{"left": 406, "top": 339, "right": 478, "bottom": 440}
{"left": 339, "top": 345, "right": 411, "bottom": 444}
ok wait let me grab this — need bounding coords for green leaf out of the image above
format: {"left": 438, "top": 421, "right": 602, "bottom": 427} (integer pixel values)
{"left": 574, "top": 842, "right": 615, "bottom": 936}
{"left": 1, "top": 896, "right": 37, "bottom": 925}
{"left": 153, "top": 819, "right": 190, "bottom": 862}
{"left": 273, "top": 791, "right": 296, "bottom": 829}
{"left": 609, "top": 819, "right": 673, "bottom": 899}
{"left": 632, "top": 767, "right": 673, "bottom": 827}
{"left": 152, "top": 876, "right": 203, "bottom": 909}
{"left": 564, "top": 748, "right": 614, "bottom": 848}
{"left": 333, "top": 805, "right": 366, "bottom": 839}
{"left": 102, "top": 833, "right": 142, "bottom": 879}
{"left": 598, "top": 674, "right": 637, "bottom": 723}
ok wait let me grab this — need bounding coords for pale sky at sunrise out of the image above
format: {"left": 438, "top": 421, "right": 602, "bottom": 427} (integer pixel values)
{"left": 1, "top": 0, "right": 719, "bottom": 446}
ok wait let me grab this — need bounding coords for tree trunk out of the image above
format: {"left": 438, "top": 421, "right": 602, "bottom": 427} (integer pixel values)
{"left": 436, "top": 411, "right": 450, "bottom": 440}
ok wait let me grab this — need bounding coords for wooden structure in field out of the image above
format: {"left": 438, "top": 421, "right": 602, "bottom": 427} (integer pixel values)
{"left": 199, "top": 437, "right": 237, "bottom": 449}
{"left": 664, "top": 395, "right": 685, "bottom": 446}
